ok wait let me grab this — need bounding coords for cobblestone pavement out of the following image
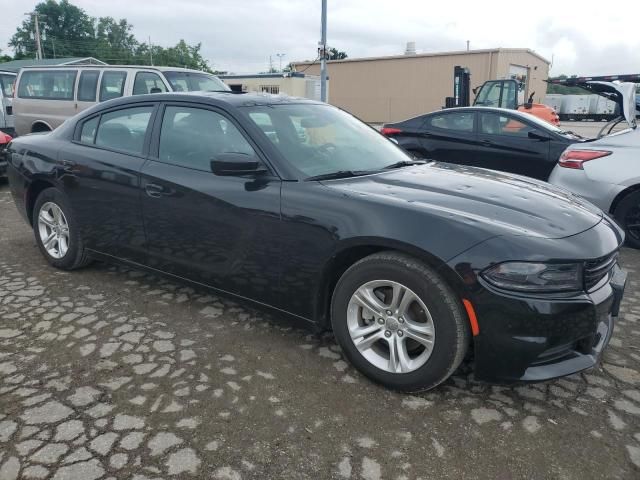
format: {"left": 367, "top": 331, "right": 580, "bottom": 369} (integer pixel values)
{"left": 0, "top": 181, "right": 639, "bottom": 480}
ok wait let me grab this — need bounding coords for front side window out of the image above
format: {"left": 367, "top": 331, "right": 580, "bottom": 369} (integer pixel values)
{"left": 0, "top": 73, "right": 16, "bottom": 97}
{"left": 480, "top": 112, "right": 535, "bottom": 137}
{"left": 77, "top": 71, "right": 99, "bottom": 102}
{"left": 99, "top": 71, "right": 127, "bottom": 102}
{"left": 158, "top": 106, "right": 255, "bottom": 171}
{"left": 17, "top": 70, "right": 76, "bottom": 100}
{"left": 163, "top": 71, "right": 229, "bottom": 92}
{"left": 133, "top": 72, "right": 168, "bottom": 95}
{"left": 243, "top": 104, "right": 413, "bottom": 179}
{"left": 94, "top": 106, "right": 153, "bottom": 155}
{"left": 429, "top": 112, "right": 474, "bottom": 132}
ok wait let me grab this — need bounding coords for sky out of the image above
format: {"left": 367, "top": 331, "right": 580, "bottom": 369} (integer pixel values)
{"left": 0, "top": 0, "right": 638, "bottom": 76}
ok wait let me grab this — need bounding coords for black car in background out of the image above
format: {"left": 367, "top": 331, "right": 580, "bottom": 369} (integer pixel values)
{"left": 382, "top": 107, "right": 583, "bottom": 180}
{"left": 6, "top": 92, "right": 625, "bottom": 392}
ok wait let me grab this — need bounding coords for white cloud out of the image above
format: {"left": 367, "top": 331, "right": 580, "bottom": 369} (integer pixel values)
{"left": 1, "top": 0, "right": 637, "bottom": 76}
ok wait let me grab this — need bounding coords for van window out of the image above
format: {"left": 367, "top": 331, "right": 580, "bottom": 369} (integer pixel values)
{"left": 17, "top": 70, "right": 76, "bottom": 100}
{"left": 94, "top": 106, "right": 153, "bottom": 155}
{"left": 0, "top": 73, "right": 15, "bottom": 97}
{"left": 133, "top": 72, "right": 168, "bottom": 95}
{"left": 163, "top": 71, "right": 229, "bottom": 92}
{"left": 77, "top": 71, "right": 99, "bottom": 102}
{"left": 99, "top": 71, "right": 127, "bottom": 102}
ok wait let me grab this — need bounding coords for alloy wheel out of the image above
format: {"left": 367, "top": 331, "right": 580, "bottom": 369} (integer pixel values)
{"left": 37, "top": 202, "right": 70, "bottom": 259}
{"left": 347, "top": 280, "right": 435, "bottom": 373}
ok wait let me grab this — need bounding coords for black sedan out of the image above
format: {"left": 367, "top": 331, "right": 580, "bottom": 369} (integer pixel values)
{"left": 6, "top": 92, "right": 625, "bottom": 391}
{"left": 382, "top": 107, "right": 584, "bottom": 180}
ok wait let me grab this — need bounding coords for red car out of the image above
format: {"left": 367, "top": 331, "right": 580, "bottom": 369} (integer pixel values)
{"left": 0, "top": 131, "right": 11, "bottom": 178}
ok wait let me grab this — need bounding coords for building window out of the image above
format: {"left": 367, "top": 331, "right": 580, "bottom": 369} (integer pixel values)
{"left": 260, "top": 85, "right": 279, "bottom": 94}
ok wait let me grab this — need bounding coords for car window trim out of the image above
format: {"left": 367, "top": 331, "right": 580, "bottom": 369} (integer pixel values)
{"left": 71, "top": 102, "right": 159, "bottom": 159}
{"left": 148, "top": 101, "right": 280, "bottom": 178}
{"left": 17, "top": 69, "right": 78, "bottom": 101}
{"left": 478, "top": 111, "right": 541, "bottom": 138}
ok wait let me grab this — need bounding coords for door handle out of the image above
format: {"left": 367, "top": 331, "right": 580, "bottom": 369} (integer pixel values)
{"left": 480, "top": 140, "right": 493, "bottom": 147}
{"left": 144, "top": 183, "right": 164, "bottom": 198}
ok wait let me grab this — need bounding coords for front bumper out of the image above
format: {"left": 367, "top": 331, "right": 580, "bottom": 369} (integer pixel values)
{"left": 472, "top": 264, "right": 626, "bottom": 383}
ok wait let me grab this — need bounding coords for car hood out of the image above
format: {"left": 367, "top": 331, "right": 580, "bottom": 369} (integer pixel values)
{"left": 323, "top": 162, "right": 603, "bottom": 239}
{"left": 587, "top": 81, "right": 637, "bottom": 129}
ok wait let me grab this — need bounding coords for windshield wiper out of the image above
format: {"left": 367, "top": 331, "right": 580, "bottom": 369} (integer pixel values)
{"left": 383, "top": 159, "right": 427, "bottom": 169}
{"left": 305, "top": 170, "right": 375, "bottom": 181}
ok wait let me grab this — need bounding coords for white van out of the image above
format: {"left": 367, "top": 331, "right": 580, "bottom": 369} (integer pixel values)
{"left": 13, "top": 65, "right": 229, "bottom": 136}
{"left": 0, "top": 70, "right": 16, "bottom": 136}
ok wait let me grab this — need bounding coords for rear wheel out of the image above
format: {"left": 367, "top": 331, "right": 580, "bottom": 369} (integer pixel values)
{"left": 331, "top": 252, "right": 469, "bottom": 392}
{"left": 33, "top": 188, "right": 91, "bottom": 269}
{"left": 613, "top": 190, "right": 640, "bottom": 249}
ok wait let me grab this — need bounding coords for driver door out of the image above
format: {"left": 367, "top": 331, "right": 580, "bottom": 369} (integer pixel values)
{"left": 140, "top": 103, "right": 282, "bottom": 305}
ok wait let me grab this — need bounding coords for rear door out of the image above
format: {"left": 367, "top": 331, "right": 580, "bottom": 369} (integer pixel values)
{"left": 61, "top": 103, "right": 157, "bottom": 262}
{"left": 419, "top": 111, "right": 478, "bottom": 164}
{"left": 475, "top": 111, "right": 552, "bottom": 179}
{"left": 139, "top": 102, "right": 282, "bottom": 305}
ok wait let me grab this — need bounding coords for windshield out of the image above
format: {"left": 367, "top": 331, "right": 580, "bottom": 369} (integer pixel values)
{"left": 163, "top": 71, "right": 229, "bottom": 92}
{"left": 0, "top": 73, "right": 16, "bottom": 97}
{"left": 243, "top": 104, "right": 414, "bottom": 179}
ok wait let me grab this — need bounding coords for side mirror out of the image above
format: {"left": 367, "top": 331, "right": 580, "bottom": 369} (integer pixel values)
{"left": 210, "top": 152, "right": 267, "bottom": 176}
{"left": 528, "top": 130, "right": 551, "bottom": 141}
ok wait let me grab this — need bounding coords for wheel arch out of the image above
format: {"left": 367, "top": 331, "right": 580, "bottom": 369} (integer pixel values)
{"left": 314, "top": 238, "right": 466, "bottom": 330}
{"left": 31, "top": 121, "right": 53, "bottom": 133}
{"left": 26, "top": 179, "right": 57, "bottom": 225}
{"left": 609, "top": 184, "right": 640, "bottom": 214}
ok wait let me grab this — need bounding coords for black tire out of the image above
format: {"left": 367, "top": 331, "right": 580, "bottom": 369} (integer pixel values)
{"left": 613, "top": 190, "right": 640, "bottom": 249}
{"left": 33, "top": 187, "right": 91, "bottom": 270}
{"left": 331, "top": 251, "right": 470, "bottom": 392}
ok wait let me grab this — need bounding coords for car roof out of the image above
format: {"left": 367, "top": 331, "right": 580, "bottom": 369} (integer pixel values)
{"left": 81, "top": 91, "right": 323, "bottom": 110}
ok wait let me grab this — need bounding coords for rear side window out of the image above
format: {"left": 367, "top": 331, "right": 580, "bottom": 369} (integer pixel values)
{"left": 94, "top": 106, "right": 153, "bottom": 155}
{"left": 133, "top": 72, "right": 168, "bottom": 95}
{"left": 77, "top": 71, "right": 99, "bottom": 102}
{"left": 99, "top": 71, "right": 127, "bottom": 102}
{"left": 479, "top": 112, "right": 535, "bottom": 137}
{"left": 17, "top": 70, "right": 77, "bottom": 100}
{"left": 80, "top": 116, "right": 99, "bottom": 143}
{"left": 429, "top": 112, "right": 474, "bottom": 132}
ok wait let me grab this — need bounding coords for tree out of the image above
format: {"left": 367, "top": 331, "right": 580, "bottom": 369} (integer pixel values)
{"left": 328, "top": 48, "right": 347, "bottom": 60}
{"left": 0, "top": 49, "right": 12, "bottom": 63}
{"left": 10, "top": 0, "right": 95, "bottom": 59}
{"left": 95, "top": 17, "right": 138, "bottom": 64}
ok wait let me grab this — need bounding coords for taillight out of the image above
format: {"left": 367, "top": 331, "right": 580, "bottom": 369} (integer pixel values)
{"left": 558, "top": 149, "right": 612, "bottom": 169}
{"left": 381, "top": 127, "right": 402, "bottom": 136}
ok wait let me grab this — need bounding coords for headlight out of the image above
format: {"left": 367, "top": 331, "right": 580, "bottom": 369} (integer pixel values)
{"left": 481, "top": 262, "right": 582, "bottom": 293}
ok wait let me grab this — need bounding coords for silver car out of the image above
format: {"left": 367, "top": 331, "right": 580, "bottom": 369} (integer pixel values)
{"left": 549, "top": 82, "right": 639, "bottom": 246}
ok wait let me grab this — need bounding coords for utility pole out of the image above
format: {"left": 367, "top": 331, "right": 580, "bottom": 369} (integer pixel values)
{"left": 34, "top": 12, "right": 43, "bottom": 60}
{"left": 149, "top": 36, "right": 153, "bottom": 66}
{"left": 269, "top": 55, "right": 274, "bottom": 73}
{"left": 276, "top": 53, "right": 286, "bottom": 72}
{"left": 320, "top": 0, "right": 327, "bottom": 102}
{"left": 466, "top": 40, "right": 470, "bottom": 51}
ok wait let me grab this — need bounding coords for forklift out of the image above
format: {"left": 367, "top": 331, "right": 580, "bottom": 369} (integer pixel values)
{"left": 446, "top": 66, "right": 560, "bottom": 125}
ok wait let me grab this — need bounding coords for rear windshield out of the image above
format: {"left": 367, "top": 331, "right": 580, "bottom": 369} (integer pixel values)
{"left": 18, "top": 70, "right": 77, "bottom": 100}
{"left": 163, "top": 71, "right": 229, "bottom": 92}
{"left": 0, "top": 73, "right": 15, "bottom": 97}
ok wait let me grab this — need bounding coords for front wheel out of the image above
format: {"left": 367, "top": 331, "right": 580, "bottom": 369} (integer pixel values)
{"left": 33, "top": 188, "right": 91, "bottom": 270}
{"left": 331, "top": 252, "right": 469, "bottom": 392}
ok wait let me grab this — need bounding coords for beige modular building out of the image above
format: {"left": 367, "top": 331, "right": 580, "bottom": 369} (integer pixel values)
{"left": 292, "top": 48, "right": 550, "bottom": 124}
{"left": 219, "top": 72, "right": 325, "bottom": 100}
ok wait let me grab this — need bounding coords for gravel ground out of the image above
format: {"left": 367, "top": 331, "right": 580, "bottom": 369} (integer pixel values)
{"left": 0, "top": 180, "right": 639, "bottom": 480}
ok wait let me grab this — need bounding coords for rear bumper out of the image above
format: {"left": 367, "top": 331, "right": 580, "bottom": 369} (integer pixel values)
{"left": 548, "top": 165, "right": 622, "bottom": 213}
{"left": 472, "top": 264, "right": 626, "bottom": 383}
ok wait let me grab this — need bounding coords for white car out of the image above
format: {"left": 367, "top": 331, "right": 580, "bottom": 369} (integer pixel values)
{"left": 549, "top": 81, "right": 640, "bottom": 246}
